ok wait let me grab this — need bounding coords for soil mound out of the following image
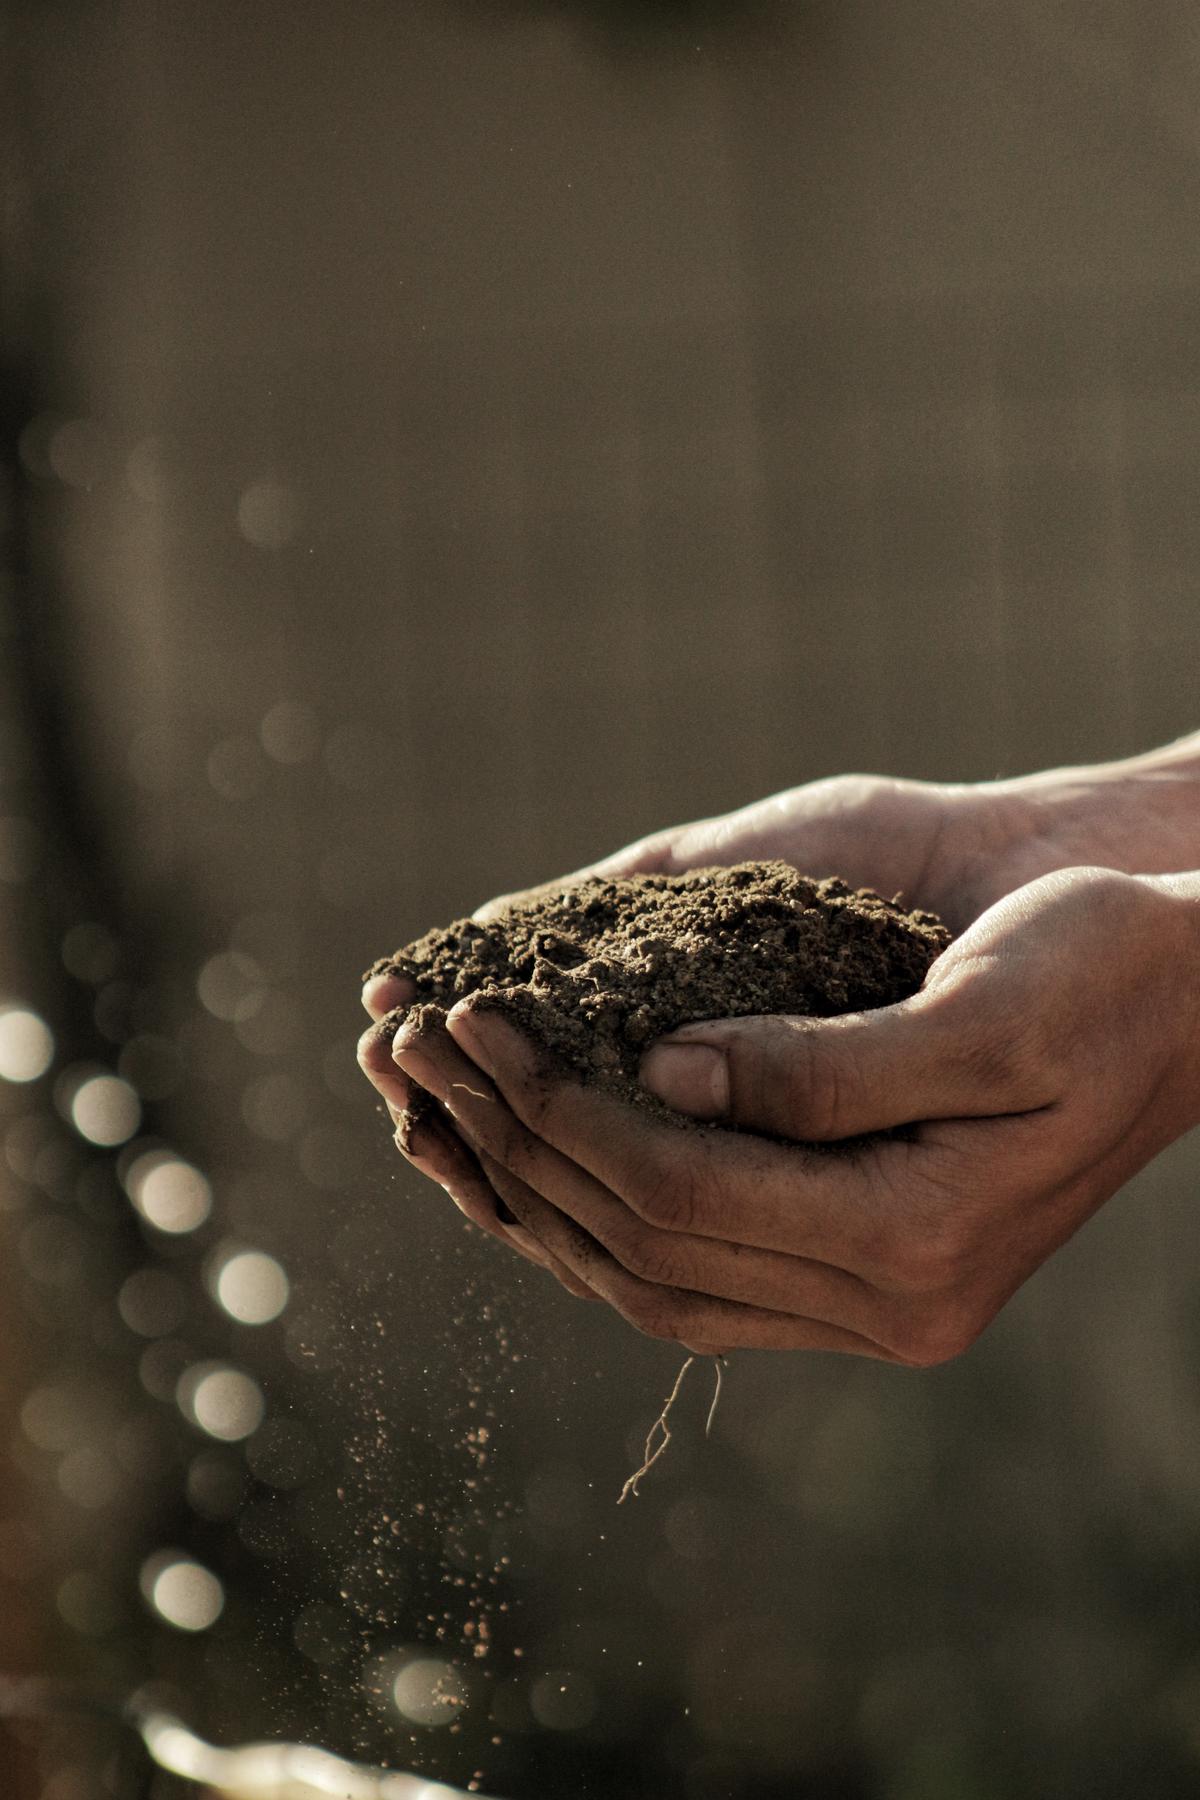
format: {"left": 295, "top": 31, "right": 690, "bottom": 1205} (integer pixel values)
{"left": 365, "top": 862, "right": 950, "bottom": 1127}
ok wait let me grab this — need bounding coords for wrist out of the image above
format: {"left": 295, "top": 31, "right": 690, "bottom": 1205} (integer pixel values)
{"left": 1144, "top": 869, "right": 1200, "bottom": 1132}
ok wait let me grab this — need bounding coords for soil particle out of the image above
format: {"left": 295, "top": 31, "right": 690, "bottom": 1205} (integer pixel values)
{"left": 365, "top": 861, "right": 950, "bottom": 1130}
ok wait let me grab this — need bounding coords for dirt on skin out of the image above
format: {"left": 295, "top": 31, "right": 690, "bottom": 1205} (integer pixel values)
{"left": 364, "top": 861, "right": 950, "bottom": 1133}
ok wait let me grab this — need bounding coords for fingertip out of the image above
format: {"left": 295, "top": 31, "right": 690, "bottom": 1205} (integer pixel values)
{"left": 362, "top": 972, "right": 415, "bottom": 1020}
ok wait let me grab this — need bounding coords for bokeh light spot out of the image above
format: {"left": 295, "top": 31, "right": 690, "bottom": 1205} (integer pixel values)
{"left": 215, "top": 1249, "right": 289, "bottom": 1325}
{"left": 70, "top": 1074, "right": 141, "bottom": 1146}
{"left": 141, "top": 1552, "right": 224, "bottom": 1632}
{"left": 48, "top": 418, "right": 107, "bottom": 490}
{"left": 125, "top": 1150, "right": 212, "bottom": 1234}
{"left": 178, "top": 1362, "right": 265, "bottom": 1442}
{"left": 17, "top": 412, "right": 60, "bottom": 479}
{"left": 392, "top": 1659, "right": 469, "bottom": 1728}
{"left": 237, "top": 479, "right": 300, "bottom": 549}
{"left": 197, "top": 950, "right": 265, "bottom": 1022}
{"left": 0, "top": 1008, "right": 54, "bottom": 1083}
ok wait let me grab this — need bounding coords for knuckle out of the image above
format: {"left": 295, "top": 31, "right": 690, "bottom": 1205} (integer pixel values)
{"left": 629, "top": 1155, "right": 701, "bottom": 1233}
{"left": 966, "top": 1009, "right": 1055, "bottom": 1099}
{"left": 795, "top": 1035, "right": 854, "bottom": 1142}
{"left": 805, "top": 772, "right": 900, "bottom": 819}
{"left": 617, "top": 1233, "right": 691, "bottom": 1289}
{"left": 766, "top": 1020, "right": 863, "bottom": 1142}
{"left": 894, "top": 1302, "right": 980, "bottom": 1368}
{"left": 633, "top": 1144, "right": 726, "bottom": 1231}
{"left": 927, "top": 957, "right": 1061, "bottom": 1104}
{"left": 871, "top": 1179, "right": 973, "bottom": 1292}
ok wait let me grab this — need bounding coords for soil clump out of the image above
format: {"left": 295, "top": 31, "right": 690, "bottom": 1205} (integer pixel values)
{"left": 365, "top": 862, "right": 950, "bottom": 1130}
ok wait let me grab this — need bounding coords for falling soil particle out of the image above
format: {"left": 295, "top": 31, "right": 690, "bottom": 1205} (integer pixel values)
{"left": 365, "top": 861, "right": 950, "bottom": 1130}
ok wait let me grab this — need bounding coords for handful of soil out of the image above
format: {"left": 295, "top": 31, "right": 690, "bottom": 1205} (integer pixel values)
{"left": 365, "top": 862, "right": 950, "bottom": 1129}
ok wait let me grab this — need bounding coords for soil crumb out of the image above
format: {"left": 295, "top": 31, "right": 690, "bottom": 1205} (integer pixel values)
{"left": 365, "top": 862, "right": 950, "bottom": 1127}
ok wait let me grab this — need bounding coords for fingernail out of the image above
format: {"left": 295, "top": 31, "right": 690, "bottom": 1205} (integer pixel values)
{"left": 640, "top": 1042, "right": 729, "bottom": 1118}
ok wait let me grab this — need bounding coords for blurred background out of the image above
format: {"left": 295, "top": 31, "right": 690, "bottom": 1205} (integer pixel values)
{"left": 3, "top": 1, "right": 1200, "bottom": 1796}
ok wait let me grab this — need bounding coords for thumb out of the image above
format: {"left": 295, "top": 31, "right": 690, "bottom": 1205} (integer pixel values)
{"left": 639, "top": 994, "right": 1026, "bottom": 1140}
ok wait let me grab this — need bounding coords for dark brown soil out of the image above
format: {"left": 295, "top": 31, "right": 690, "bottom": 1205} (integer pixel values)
{"left": 365, "top": 862, "right": 950, "bottom": 1131}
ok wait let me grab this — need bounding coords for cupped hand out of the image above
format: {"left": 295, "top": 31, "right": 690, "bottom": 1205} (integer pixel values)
{"left": 386, "top": 867, "right": 1200, "bottom": 1360}
{"left": 467, "top": 770, "right": 1088, "bottom": 936}
{"left": 359, "top": 769, "right": 1090, "bottom": 1267}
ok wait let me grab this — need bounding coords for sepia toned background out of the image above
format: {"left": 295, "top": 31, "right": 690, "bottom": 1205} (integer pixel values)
{"left": 3, "top": 2, "right": 1200, "bottom": 1795}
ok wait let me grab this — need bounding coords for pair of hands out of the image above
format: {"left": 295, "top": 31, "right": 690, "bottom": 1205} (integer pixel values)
{"left": 359, "top": 772, "right": 1200, "bottom": 1363}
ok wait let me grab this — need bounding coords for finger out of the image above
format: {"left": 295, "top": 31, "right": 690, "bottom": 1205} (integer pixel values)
{"left": 639, "top": 980, "right": 1056, "bottom": 1141}
{"left": 393, "top": 1009, "right": 619, "bottom": 1230}
{"left": 476, "top": 1153, "right": 903, "bottom": 1359}
{"left": 398, "top": 1109, "right": 592, "bottom": 1296}
{"left": 358, "top": 1012, "right": 416, "bottom": 1116}
{"left": 390, "top": 1014, "right": 601, "bottom": 1299}
{"left": 443, "top": 1004, "right": 905, "bottom": 1271}
{"left": 482, "top": 1122, "right": 880, "bottom": 1333}
{"left": 362, "top": 973, "right": 415, "bottom": 1020}
{"left": 397, "top": 1107, "right": 536, "bottom": 1252}
{"left": 400, "top": 1115, "right": 528, "bottom": 1245}
{"left": 458, "top": 1151, "right": 601, "bottom": 1302}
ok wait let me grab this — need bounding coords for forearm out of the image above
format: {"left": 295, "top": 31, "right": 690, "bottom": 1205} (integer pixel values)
{"left": 993, "top": 730, "right": 1200, "bottom": 877}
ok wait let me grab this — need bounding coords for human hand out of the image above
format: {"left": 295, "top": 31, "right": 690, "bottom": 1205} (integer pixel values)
{"left": 357, "top": 772, "right": 976, "bottom": 1276}
{"left": 356, "top": 771, "right": 1050, "bottom": 1247}
{"left": 464, "top": 739, "right": 1200, "bottom": 937}
{"left": 386, "top": 866, "right": 1200, "bottom": 1360}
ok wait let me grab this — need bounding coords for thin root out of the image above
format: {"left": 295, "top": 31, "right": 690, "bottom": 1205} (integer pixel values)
{"left": 705, "top": 1355, "right": 725, "bottom": 1439}
{"left": 618, "top": 1354, "right": 727, "bottom": 1504}
{"left": 450, "top": 1082, "right": 492, "bottom": 1102}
